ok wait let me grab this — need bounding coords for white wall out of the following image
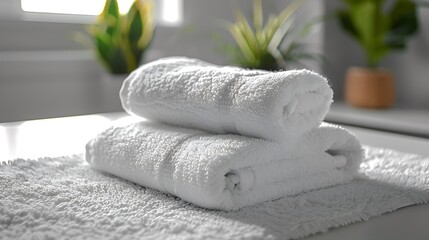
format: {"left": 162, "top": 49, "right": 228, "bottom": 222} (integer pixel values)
{"left": 0, "top": 19, "right": 118, "bottom": 122}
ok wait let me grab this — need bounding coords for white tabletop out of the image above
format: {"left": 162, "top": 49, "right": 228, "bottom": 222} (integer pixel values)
{"left": 1, "top": 112, "right": 429, "bottom": 239}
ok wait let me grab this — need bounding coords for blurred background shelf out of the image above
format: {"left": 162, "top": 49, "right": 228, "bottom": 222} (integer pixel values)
{"left": 326, "top": 102, "right": 429, "bottom": 138}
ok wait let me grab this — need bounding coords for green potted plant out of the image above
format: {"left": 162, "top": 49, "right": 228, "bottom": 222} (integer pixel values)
{"left": 336, "top": 0, "right": 419, "bottom": 108}
{"left": 87, "top": 0, "right": 154, "bottom": 75}
{"left": 223, "top": 0, "right": 320, "bottom": 71}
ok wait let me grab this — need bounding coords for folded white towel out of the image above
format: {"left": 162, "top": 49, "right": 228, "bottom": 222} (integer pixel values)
{"left": 120, "top": 57, "right": 333, "bottom": 141}
{"left": 86, "top": 121, "right": 362, "bottom": 211}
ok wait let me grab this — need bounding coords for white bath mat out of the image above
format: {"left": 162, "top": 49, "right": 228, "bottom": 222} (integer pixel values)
{"left": 1, "top": 146, "right": 429, "bottom": 240}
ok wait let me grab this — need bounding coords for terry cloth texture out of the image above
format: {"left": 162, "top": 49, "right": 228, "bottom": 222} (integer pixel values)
{"left": 86, "top": 121, "right": 362, "bottom": 211}
{"left": 1, "top": 146, "right": 429, "bottom": 240}
{"left": 120, "top": 57, "right": 333, "bottom": 141}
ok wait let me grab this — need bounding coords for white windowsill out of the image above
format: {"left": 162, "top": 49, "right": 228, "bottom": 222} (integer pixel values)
{"left": 325, "top": 102, "right": 429, "bottom": 138}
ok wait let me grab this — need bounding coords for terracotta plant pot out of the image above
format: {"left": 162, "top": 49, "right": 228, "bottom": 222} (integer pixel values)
{"left": 344, "top": 67, "right": 395, "bottom": 108}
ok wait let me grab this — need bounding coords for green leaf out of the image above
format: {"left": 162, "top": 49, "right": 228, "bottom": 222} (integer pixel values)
{"left": 349, "top": 1, "right": 377, "bottom": 46}
{"left": 386, "top": 0, "right": 418, "bottom": 49}
{"left": 264, "top": 0, "right": 303, "bottom": 45}
{"left": 235, "top": 10, "right": 260, "bottom": 56}
{"left": 268, "top": 21, "right": 293, "bottom": 51}
{"left": 262, "top": 16, "right": 277, "bottom": 44}
{"left": 134, "top": 0, "right": 154, "bottom": 49}
{"left": 93, "top": 31, "right": 128, "bottom": 73}
{"left": 337, "top": 0, "right": 390, "bottom": 67}
{"left": 105, "top": 0, "right": 120, "bottom": 19}
{"left": 223, "top": 0, "right": 315, "bottom": 70}
{"left": 258, "top": 52, "right": 278, "bottom": 71}
{"left": 127, "top": 6, "right": 143, "bottom": 44}
{"left": 98, "top": 0, "right": 120, "bottom": 37}
{"left": 253, "top": 0, "right": 263, "bottom": 34}
{"left": 110, "top": 46, "right": 130, "bottom": 74}
{"left": 337, "top": 10, "right": 359, "bottom": 40}
{"left": 125, "top": 1, "right": 144, "bottom": 65}
{"left": 94, "top": 32, "right": 113, "bottom": 71}
{"left": 336, "top": 0, "right": 420, "bottom": 67}
{"left": 390, "top": 0, "right": 418, "bottom": 34}
{"left": 228, "top": 24, "right": 256, "bottom": 63}
{"left": 83, "top": 0, "right": 154, "bottom": 73}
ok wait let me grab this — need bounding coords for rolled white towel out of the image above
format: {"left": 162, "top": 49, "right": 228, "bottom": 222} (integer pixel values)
{"left": 120, "top": 57, "right": 333, "bottom": 141}
{"left": 86, "top": 121, "right": 362, "bottom": 211}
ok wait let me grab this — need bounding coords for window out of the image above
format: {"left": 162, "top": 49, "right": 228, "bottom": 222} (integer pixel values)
{"left": 21, "top": 0, "right": 133, "bottom": 16}
{"left": 20, "top": 0, "right": 183, "bottom": 26}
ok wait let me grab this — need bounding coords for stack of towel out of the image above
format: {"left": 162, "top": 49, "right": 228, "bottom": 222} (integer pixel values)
{"left": 86, "top": 57, "right": 363, "bottom": 211}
